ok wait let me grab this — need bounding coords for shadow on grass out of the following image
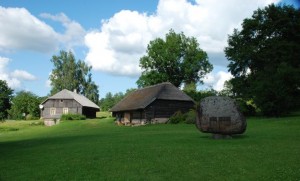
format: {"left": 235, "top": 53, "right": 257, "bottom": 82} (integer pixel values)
{"left": 197, "top": 134, "right": 248, "bottom": 140}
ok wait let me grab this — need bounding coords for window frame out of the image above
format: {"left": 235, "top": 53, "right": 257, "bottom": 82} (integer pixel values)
{"left": 63, "top": 107, "right": 69, "bottom": 114}
{"left": 50, "top": 108, "right": 56, "bottom": 115}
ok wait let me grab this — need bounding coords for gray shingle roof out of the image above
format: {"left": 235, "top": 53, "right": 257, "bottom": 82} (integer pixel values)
{"left": 44, "top": 89, "right": 99, "bottom": 109}
{"left": 110, "top": 82, "right": 194, "bottom": 112}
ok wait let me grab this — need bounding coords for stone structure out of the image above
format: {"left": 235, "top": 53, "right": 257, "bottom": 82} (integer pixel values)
{"left": 196, "top": 96, "right": 246, "bottom": 136}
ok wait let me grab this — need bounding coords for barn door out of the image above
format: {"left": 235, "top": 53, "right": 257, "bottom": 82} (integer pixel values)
{"left": 124, "top": 112, "right": 131, "bottom": 125}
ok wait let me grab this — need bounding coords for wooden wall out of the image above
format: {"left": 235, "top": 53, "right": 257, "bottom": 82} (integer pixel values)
{"left": 42, "top": 99, "right": 82, "bottom": 119}
{"left": 112, "top": 99, "right": 194, "bottom": 124}
{"left": 145, "top": 99, "right": 194, "bottom": 119}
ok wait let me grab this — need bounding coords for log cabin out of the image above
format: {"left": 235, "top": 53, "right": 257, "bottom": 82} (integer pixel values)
{"left": 40, "top": 89, "right": 99, "bottom": 126}
{"left": 110, "top": 82, "right": 195, "bottom": 125}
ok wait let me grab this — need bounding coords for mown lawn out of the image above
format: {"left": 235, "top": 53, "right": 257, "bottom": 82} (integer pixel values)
{"left": 0, "top": 117, "right": 299, "bottom": 181}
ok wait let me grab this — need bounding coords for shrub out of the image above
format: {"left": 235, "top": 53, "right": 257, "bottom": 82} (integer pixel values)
{"left": 61, "top": 114, "right": 86, "bottom": 121}
{"left": 26, "top": 114, "right": 39, "bottom": 120}
{"left": 168, "top": 111, "right": 186, "bottom": 124}
{"left": 185, "top": 109, "right": 197, "bottom": 124}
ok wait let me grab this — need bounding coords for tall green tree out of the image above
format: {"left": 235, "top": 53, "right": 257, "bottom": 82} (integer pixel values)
{"left": 137, "top": 29, "right": 213, "bottom": 88}
{"left": 49, "top": 50, "right": 99, "bottom": 104}
{"left": 0, "top": 80, "right": 13, "bottom": 120}
{"left": 8, "top": 91, "right": 41, "bottom": 120}
{"left": 225, "top": 4, "right": 300, "bottom": 116}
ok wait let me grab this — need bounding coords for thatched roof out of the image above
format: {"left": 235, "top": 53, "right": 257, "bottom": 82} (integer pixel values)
{"left": 110, "top": 82, "right": 194, "bottom": 112}
{"left": 42, "top": 89, "right": 99, "bottom": 109}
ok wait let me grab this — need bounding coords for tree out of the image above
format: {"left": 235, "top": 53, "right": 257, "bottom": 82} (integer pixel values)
{"left": 100, "top": 88, "right": 136, "bottom": 111}
{"left": 137, "top": 29, "right": 213, "bottom": 88}
{"left": 0, "top": 80, "right": 13, "bottom": 120}
{"left": 8, "top": 91, "right": 41, "bottom": 120}
{"left": 225, "top": 4, "right": 300, "bottom": 116}
{"left": 49, "top": 50, "right": 99, "bottom": 104}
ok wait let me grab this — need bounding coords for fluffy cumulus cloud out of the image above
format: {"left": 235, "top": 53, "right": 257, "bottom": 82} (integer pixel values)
{"left": 84, "top": 0, "right": 279, "bottom": 79}
{"left": 203, "top": 71, "right": 233, "bottom": 91}
{"left": 0, "top": 6, "right": 58, "bottom": 53}
{"left": 40, "top": 13, "right": 86, "bottom": 50}
{"left": 0, "top": 56, "right": 37, "bottom": 89}
{"left": 0, "top": 7, "right": 85, "bottom": 53}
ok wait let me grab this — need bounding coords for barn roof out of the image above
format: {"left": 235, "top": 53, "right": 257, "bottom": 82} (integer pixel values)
{"left": 42, "top": 89, "right": 99, "bottom": 109}
{"left": 110, "top": 82, "right": 194, "bottom": 112}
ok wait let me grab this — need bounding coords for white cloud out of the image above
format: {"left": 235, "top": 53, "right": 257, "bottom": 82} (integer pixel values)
{"left": 11, "top": 70, "right": 37, "bottom": 81}
{"left": 0, "top": 56, "right": 36, "bottom": 89}
{"left": 84, "top": 0, "right": 279, "bottom": 77}
{"left": 203, "top": 71, "right": 233, "bottom": 91}
{"left": 0, "top": 6, "right": 58, "bottom": 53}
{"left": 40, "top": 13, "right": 86, "bottom": 50}
{"left": 0, "top": 7, "right": 86, "bottom": 53}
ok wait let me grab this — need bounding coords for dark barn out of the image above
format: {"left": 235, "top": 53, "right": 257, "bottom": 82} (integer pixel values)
{"left": 110, "top": 82, "right": 195, "bottom": 124}
{"left": 41, "top": 89, "right": 99, "bottom": 125}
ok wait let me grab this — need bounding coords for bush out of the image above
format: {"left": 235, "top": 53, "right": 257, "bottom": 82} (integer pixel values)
{"left": 168, "top": 110, "right": 197, "bottom": 124}
{"left": 185, "top": 109, "right": 197, "bottom": 124}
{"left": 61, "top": 114, "right": 86, "bottom": 121}
{"left": 26, "top": 114, "right": 39, "bottom": 120}
{"left": 168, "top": 111, "right": 186, "bottom": 124}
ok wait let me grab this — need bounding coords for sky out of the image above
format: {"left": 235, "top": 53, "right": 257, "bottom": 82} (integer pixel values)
{"left": 0, "top": 0, "right": 299, "bottom": 98}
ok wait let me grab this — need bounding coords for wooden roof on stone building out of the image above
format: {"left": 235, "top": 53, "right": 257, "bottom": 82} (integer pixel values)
{"left": 42, "top": 89, "right": 99, "bottom": 109}
{"left": 110, "top": 82, "right": 194, "bottom": 112}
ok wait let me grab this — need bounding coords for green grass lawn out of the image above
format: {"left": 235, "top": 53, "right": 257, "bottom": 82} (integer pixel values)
{"left": 0, "top": 117, "right": 300, "bottom": 181}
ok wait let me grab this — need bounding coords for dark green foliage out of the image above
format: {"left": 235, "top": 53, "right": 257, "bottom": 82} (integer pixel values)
{"left": 225, "top": 4, "right": 300, "bottom": 116}
{"left": 168, "top": 111, "right": 186, "bottom": 124}
{"left": 137, "top": 29, "right": 213, "bottom": 88}
{"left": 60, "top": 113, "right": 86, "bottom": 121}
{"left": 184, "top": 109, "right": 197, "bottom": 124}
{"left": 168, "top": 110, "right": 197, "bottom": 124}
{"left": 235, "top": 99, "right": 258, "bottom": 116}
{"left": 50, "top": 50, "right": 99, "bottom": 104}
{"left": 184, "top": 89, "right": 217, "bottom": 102}
{"left": 0, "top": 80, "right": 13, "bottom": 120}
{"left": 8, "top": 91, "right": 41, "bottom": 120}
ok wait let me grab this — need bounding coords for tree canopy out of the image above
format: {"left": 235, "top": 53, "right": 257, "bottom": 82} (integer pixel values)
{"left": 8, "top": 91, "right": 41, "bottom": 120}
{"left": 137, "top": 29, "right": 213, "bottom": 88}
{"left": 0, "top": 80, "right": 13, "bottom": 120}
{"left": 49, "top": 50, "right": 99, "bottom": 104}
{"left": 225, "top": 4, "right": 300, "bottom": 116}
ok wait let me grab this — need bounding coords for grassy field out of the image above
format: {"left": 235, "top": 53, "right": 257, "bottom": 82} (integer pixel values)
{"left": 0, "top": 117, "right": 300, "bottom": 181}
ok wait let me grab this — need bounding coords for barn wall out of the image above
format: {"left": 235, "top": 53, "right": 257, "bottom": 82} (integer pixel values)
{"left": 42, "top": 99, "right": 82, "bottom": 119}
{"left": 145, "top": 99, "right": 194, "bottom": 120}
{"left": 112, "top": 100, "right": 194, "bottom": 124}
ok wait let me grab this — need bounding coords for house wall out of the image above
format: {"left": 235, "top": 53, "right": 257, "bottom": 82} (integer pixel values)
{"left": 42, "top": 99, "right": 82, "bottom": 119}
{"left": 145, "top": 99, "right": 195, "bottom": 120}
{"left": 113, "top": 99, "right": 194, "bottom": 124}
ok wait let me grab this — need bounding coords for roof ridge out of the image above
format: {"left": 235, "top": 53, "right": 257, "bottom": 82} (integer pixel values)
{"left": 137, "top": 82, "right": 172, "bottom": 91}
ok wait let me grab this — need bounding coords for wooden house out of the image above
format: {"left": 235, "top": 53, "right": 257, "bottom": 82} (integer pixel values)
{"left": 40, "top": 89, "right": 99, "bottom": 126}
{"left": 110, "top": 82, "right": 195, "bottom": 124}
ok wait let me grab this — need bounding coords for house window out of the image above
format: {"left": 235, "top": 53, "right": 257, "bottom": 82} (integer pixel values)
{"left": 63, "top": 108, "right": 69, "bottom": 114}
{"left": 50, "top": 108, "right": 56, "bottom": 115}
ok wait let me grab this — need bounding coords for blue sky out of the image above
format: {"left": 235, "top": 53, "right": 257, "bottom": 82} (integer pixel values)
{"left": 0, "top": 0, "right": 299, "bottom": 98}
